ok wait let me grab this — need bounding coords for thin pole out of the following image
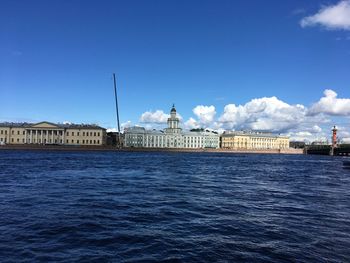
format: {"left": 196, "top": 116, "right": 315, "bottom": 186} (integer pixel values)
{"left": 113, "top": 73, "right": 121, "bottom": 148}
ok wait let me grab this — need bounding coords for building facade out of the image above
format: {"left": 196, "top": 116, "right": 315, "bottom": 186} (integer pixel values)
{"left": 220, "top": 131, "right": 289, "bottom": 150}
{"left": 124, "top": 105, "right": 220, "bottom": 149}
{"left": 0, "top": 121, "right": 107, "bottom": 146}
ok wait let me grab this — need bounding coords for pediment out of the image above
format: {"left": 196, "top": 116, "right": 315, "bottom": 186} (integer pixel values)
{"left": 30, "top": 122, "right": 60, "bottom": 128}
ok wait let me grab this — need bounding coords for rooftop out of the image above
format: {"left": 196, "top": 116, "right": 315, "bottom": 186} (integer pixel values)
{"left": 0, "top": 121, "right": 105, "bottom": 130}
{"left": 221, "top": 131, "right": 288, "bottom": 138}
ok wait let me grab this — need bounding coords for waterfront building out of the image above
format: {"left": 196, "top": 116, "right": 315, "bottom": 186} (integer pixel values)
{"left": 106, "top": 132, "right": 124, "bottom": 147}
{"left": 124, "top": 105, "right": 220, "bottom": 149}
{"left": 220, "top": 131, "right": 289, "bottom": 150}
{"left": 0, "top": 121, "right": 106, "bottom": 146}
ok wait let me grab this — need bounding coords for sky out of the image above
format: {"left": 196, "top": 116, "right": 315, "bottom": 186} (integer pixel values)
{"left": 1, "top": 0, "right": 350, "bottom": 142}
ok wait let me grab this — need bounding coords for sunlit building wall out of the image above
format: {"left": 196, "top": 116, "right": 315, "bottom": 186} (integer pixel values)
{"left": 220, "top": 131, "right": 289, "bottom": 150}
{"left": 0, "top": 122, "right": 106, "bottom": 146}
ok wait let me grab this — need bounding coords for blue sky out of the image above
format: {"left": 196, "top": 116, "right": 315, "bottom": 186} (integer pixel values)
{"left": 1, "top": 0, "right": 350, "bottom": 141}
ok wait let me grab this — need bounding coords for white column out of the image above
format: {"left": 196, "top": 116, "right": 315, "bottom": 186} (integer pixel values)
{"left": 36, "top": 130, "right": 38, "bottom": 144}
{"left": 30, "top": 130, "right": 33, "bottom": 144}
{"left": 24, "top": 130, "right": 27, "bottom": 144}
{"left": 41, "top": 130, "right": 43, "bottom": 144}
{"left": 51, "top": 130, "right": 54, "bottom": 143}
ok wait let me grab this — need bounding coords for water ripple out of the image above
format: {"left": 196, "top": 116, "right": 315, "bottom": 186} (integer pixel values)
{"left": 0, "top": 151, "right": 350, "bottom": 262}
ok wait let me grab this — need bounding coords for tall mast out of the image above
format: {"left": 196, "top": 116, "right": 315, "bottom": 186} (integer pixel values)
{"left": 113, "top": 73, "right": 121, "bottom": 148}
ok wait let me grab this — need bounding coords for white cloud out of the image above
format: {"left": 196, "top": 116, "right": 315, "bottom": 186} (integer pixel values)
{"left": 312, "top": 125, "right": 322, "bottom": 133}
{"left": 343, "top": 138, "right": 350, "bottom": 143}
{"left": 193, "top": 105, "right": 216, "bottom": 125}
{"left": 336, "top": 126, "right": 350, "bottom": 143}
{"left": 308, "top": 89, "right": 350, "bottom": 116}
{"left": 107, "top": 121, "right": 133, "bottom": 133}
{"left": 121, "top": 121, "right": 133, "bottom": 130}
{"left": 135, "top": 89, "right": 350, "bottom": 143}
{"left": 300, "top": 0, "right": 350, "bottom": 30}
{"left": 218, "top": 97, "right": 306, "bottom": 132}
{"left": 106, "top": 128, "right": 118, "bottom": 133}
{"left": 289, "top": 131, "right": 327, "bottom": 143}
{"left": 140, "top": 110, "right": 170, "bottom": 123}
{"left": 184, "top": 117, "right": 200, "bottom": 130}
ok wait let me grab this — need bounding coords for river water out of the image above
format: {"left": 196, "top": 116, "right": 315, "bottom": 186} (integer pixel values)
{"left": 0, "top": 150, "right": 350, "bottom": 262}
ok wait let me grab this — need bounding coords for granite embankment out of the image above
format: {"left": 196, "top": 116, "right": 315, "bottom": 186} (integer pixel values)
{"left": 0, "top": 144, "right": 304, "bottom": 154}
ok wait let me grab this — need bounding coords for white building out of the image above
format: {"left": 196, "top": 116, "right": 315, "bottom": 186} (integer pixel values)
{"left": 124, "top": 105, "right": 220, "bottom": 149}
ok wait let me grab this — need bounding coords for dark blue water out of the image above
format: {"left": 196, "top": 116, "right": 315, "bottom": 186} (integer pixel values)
{"left": 1, "top": 150, "right": 350, "bottom": 262}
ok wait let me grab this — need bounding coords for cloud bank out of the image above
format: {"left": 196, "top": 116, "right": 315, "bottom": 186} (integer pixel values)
{"left": 138, "top": 89, "right": 350, "bottom": 142}
{"left": 140, "top": 110, "right": 169, "bottom": 123}
{"left": 300, "top": 0, "right": 350, "bottom": 30}
{"left": 218, "top": 97, "right": 306, "bottom": 132}
{"left": 308, "top": 89, "right": 350, "bottom": 116}
{"left": 193, "top": 105, "right": 216, "bottom": 125}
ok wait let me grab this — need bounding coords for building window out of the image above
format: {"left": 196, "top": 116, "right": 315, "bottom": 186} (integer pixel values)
{"left": 83, "top": 140, "right": 85, "bottom": 144}
{"left": 97, "top": 140, "right": 100, "bottom": 144}
{"left": 77, "top": 140, "right": 79, "bottom": 144}
{"left": 72, "top": 140, "right": 74, "bottom": 143}
{"left": 66, "top": 140, "right": 68, "bottom": 143}
{"left": 66, "top": 132, "right": 69, "bottom": 136}
{"left": 94, "top": 132, "right": 96, "bottom": 136}
{"left": 23, "top": 131, "right": 25, "bottom": 135}
{"left": 72, "top": 132, "right": 74, "bottom": 136}
{"left": 97, "top": 132, "right": 100, "bottom": 136}
{"left": 17, "top": 131, "right": 19, "bottom": 135}
{"left": 90, "top": 132, "right": 92, "bottom": 136}
{"left": 90, "top": 140, "right": 92, "bottom": 144}
{"left": 5, "top": 131, "right": 7, "bottom": 135}
{"left": 93, "top": 140, "right": 96, "bottom": 144}
{"left": 12, "top": 130, "right": 14, "bottom": 135}
{"left": 0, "top": 130, "right": 2, "bottom": 134}
{"left": 83, "top": 132, "right": 85, "bottom": 136}
{"left": 12, "top": 138, "right": 14, "bottom": 142}
{"left": 77, "top": 132, "right": 80, "bottom": 136}
{"left": 17, "top": 138, "right": 19, "bottom": 142}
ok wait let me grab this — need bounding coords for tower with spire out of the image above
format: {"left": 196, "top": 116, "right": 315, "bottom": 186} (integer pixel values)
{"left": 165, "top": 104, "right": 182, "bottom": 134}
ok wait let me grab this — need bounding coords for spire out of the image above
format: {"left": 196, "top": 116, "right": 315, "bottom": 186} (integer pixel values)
{"left": 171, "top": 104, "right": 176, "bottom": 113}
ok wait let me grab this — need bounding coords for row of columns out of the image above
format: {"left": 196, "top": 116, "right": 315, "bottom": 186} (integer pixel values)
{"left": 25, "top": 129, "right": 65, "bottom": 144}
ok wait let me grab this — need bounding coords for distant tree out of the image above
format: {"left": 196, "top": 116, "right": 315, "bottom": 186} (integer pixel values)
{"left": 190, "top": 128, "right": 218, "bottom": 134}
{"left": 190, "top": 128, "right": 204, "bottom": 132}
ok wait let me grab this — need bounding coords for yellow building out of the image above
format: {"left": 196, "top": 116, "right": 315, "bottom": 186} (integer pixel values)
{"left": 0, "top": 121, "right": 106, "bottom": 146}
{"left": 220, "top": 131, "right": 289, "bottom": 150}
